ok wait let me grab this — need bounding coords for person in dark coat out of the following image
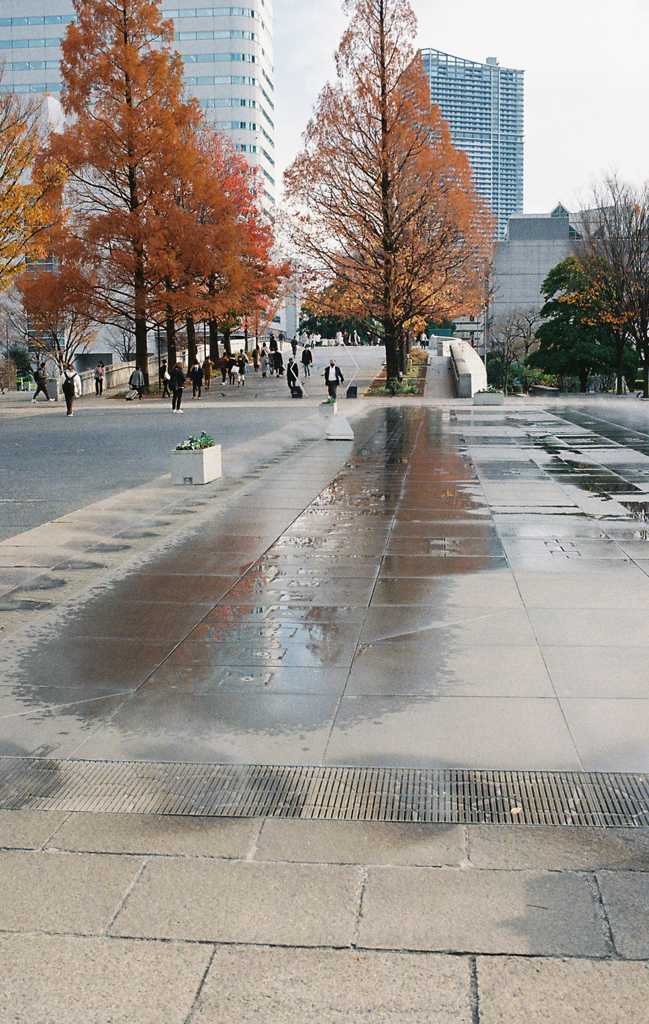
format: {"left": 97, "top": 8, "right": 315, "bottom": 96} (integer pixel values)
{"left": 32, "top": 363, "right": 52, "bottom": 402}
{"left": 301, "top": 347, "right": 313, "bottom": 377}
{"left": 273, "top": 349, "right": 284, "bottom": 376}
{"left": 324, "top": 359, "right": 344, "bottom": 400}
{"left": 189, "top": 360, "right": 203, "bottom": 399}
{"left": 219, "top": 352, "right": 229, "bottom": 384}
{"left": 170, "top": 361, "right": 186, "bottom": 413}
{"left": 286, "top": 357, "right": 299, "bottom": 392}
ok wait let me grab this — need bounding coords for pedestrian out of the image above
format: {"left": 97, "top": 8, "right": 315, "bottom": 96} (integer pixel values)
{"left": 273, "top": 349, "right": 284, "bottom": 376}
{"left": 159, "top": 359, "right": 171, "bottom": 397}
{"left": 269, "top": 332, "right": 277, "bottom": 353}
{"left": 291, "top": 337, "right": 298, "bottom": 357}
{"left": 169, "top": 361, "right": 186, "bottom": 413}
{"left": 219, "top": 352, "right": 229, "bottom": 384}
{"left": 301, "top": 346, "right": 312, "bottom": 377}
{"left": 236, "top": 350, "right": 248, "bottom": 386}
{"left": 32, "top": 362, "right": 53, "bottom": 403}
{"left": 94, "top": 361, "right": 105, "bottom": 396}
{"left": 300, "top": 330, "right": 309, "bottom": 349}
{"left": 61, "top": 363, "right": 82, "bottom": 417}
{"left": 324, "top": 358, "right": 344, "bottom": 400}
{"left": 129, "top": 365, "right": 145, "bottom": 400}
{"left": 228, "top": 354, "right": 237, "bottom": 384}
{"left": 252, "top": 344, "right": 260, "bottom": 371}
{"left": 260, "top": 344, "right": 269, "bottom": 377}
{"left": 287, "top": 357, "right": 299, "bottom": 392}
{"left": 202, "top": 356, "right": 214, "bottom": 391}
{"left": 189, "top": 359, "right": 203, "bottom": 399}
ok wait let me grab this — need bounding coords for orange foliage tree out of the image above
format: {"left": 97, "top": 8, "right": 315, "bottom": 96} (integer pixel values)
{"left": 284, "top": 0, "right": 492, "bottom": 380}
{"left": 0, "top": 75, "right": 61, "bottom": 292}
{"left": 49, "top": 0, "right": 203, "bottom": 384}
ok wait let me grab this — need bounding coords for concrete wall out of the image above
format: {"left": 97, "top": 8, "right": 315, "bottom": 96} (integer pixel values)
{"left": 450, "top": 341, "right": 487, "bottom": 398}
{"left": 49, "top": 357, "right": 158, "bottom": 398}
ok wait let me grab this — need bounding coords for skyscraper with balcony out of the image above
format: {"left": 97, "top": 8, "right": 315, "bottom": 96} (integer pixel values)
{"left": 0, "top": 1, "right": 275, "bottom": 203}
{"left": 421, "top": 48, "right": 523, "bottom": 238}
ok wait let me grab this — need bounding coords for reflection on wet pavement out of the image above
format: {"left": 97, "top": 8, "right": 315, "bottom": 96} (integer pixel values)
{"left": 5, "top": 402, "right": 649, "bottom": 770}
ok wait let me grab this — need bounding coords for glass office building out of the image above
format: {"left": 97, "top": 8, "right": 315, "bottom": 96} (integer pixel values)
{"left": 421, "top": 48, "right": 523, "bottom": 238}
{"left": 0, "top": 0, "right": 276, "bottom": 203}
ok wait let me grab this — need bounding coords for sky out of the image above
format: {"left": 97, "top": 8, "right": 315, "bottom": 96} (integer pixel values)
{"left": 273, "top": 0, "right": 649, "bottom": 214}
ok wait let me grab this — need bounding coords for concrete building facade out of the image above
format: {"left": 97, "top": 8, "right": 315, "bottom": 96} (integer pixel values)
{"left": 491, "top": 203, "right": 579, "bottom": 324}
{"left": 0, "top": 0, "right": 276, "bottom": 203}
{"left": 421, "top": 48, "right": 524, "bottom": 238}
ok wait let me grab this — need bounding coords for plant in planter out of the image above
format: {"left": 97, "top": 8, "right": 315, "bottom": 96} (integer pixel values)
{"left": 474, "top": 387, "right": 504, "bottom": 406}
{"left": 171, "top": 431, "right": 221, "bottom": 484}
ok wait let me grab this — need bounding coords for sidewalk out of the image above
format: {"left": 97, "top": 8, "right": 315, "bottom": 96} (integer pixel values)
{"left": 2, "top": 393, "right": 649, "bottom": 1021}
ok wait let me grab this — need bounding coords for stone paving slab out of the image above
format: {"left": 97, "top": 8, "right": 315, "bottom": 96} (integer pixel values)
{"left": 476, "top": 956, "right": 649, "bottom": 1024}
{"left": 255, "top": 820, "right": 467, "bottom": 866}
{"left": 467, "top": 825, "right": 649, "bottom": 871}
{"left": 0, "top": 808, "right": 68, "bottom": 849}
{"left": 47, "top": 811, "right": 261, "bottom": 858}
{"left": 0, "top": 933, "right": 213, "bottom": 1024}
{"left": 110, "top": 859, "right": 362, "bottom": 945}
{"left": 597, "top": 870, "right": 649, "bottom": 957}
{"left": 191, "top": 946, "right": 473, "bottom": 1024}
{"left": 0, "top": 850, "right": 143, "bottom": 934}
{"left": 358, "top": 866, "right": 608, "bottom": 956}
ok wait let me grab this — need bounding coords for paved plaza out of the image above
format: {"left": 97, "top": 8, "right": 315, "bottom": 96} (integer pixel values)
{"left": 2, "top": 364, "right": 649, "bottom": 1021}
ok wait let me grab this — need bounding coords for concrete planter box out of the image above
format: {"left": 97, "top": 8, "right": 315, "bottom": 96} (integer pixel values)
{"left": 474, "top": 392, "right": 504, "bottom": 406}
{"left": 170, "top": 444, "right": 221, "bottom": 485}
{"left": 319, "top": 400, "right": 337, "bottom": 419}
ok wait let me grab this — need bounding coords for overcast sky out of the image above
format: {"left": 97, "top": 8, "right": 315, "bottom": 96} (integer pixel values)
{"left": 274, "top": 0, "right": 649, "bottom": 213}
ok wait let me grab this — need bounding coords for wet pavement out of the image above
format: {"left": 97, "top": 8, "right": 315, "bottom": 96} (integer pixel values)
{"left": 4, "top": 398, "right": 649, "bottom": 770}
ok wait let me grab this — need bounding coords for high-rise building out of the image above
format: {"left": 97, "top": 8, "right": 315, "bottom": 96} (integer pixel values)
{"left": 0, "top": 1, "right": 276, "bottom": 203}
{"left": 421, "top": 48, "right": 523, "bottom": 238}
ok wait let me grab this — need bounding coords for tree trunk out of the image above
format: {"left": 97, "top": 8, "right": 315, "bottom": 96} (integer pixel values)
{"left": 208, "top": 319, "right": 220, "bottom": 363}
{"left": 223, "top": 326, "right": 232, "bottom": 358}
{"left": 134, "top": 263, "right": 148, "bottom": 388}
{"left": 644, "top": 361, "right": 649, "bottom": 400}
{"left": 186, "top": 315, "right": 197, "bottom": 366}
{"left": 166, "top": 309, "right": 177, "bottom": 367}
{"left": 615, "top": 333, "right": 624, "bottom": 395}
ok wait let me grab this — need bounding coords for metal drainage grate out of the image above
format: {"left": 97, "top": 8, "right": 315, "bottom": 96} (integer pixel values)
{"left": 1, "top": 758, "right": 649, "bottom": 826}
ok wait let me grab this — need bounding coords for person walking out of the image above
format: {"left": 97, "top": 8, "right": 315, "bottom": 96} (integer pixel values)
{"left": 61, "top": 363, "right": 82, "bottom": 417}
{"left": 94, "top": 362, "right": 105, "bottom": 396}
{"left": 159, "top": 359, "right": 171, "bottom": 397}
{"left": 169, "top": 361, "right": 186, "bottom": 413}
{"left": 252, "top": 344, "right": 260, "bottom": 372}
{"left": 286, "top": 357, "right": 299, "bottom": 393}
{"left": 228, "top": 354, "right": 237, "bottom": 384}
{"left": 202, "top": 356, "right": 214, "bottom": 391}
{"left": 189, "top": 359, "right": 203, "bottom": 399}
{"left": 291, "top": 337, "right": 298, "bottom": 358}
{"left": 273, "top": 349, "right": 284, "bottom": 376}
{"left": 219, "top": 352, "right": 229, "bottom": 384}
{"left": 324, "top": 358, "right": 344, "bottom": 400}
{"left": 260, "top": 344, "right": 269, "bottom": 377}
{"left": 301, "top": 346, "right": 312, "bottom": 377}
{"left": 32, "top": 363, "right": 53, "bottom": 403}
{"left": 236, "top": 350, "right": 248, "bottom": 386}
{"left": 129, "top": 365, "right": 145, "bottom": 400}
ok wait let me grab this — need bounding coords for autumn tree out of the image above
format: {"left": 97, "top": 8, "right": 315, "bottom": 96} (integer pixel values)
{"left": 284, "top": 0, "right": 492, "bottom": 381}
{"left": 0, "top": 77, "right": 60, "bottom": 292}
{"left": 49, "top": 0, "right": 203, "bottom": 384}
{"left": 488, "top": 307, "right": 541, "bottom": 393}
{"left": 15, "top": 261, "right": 97, "bottom": 369}
{"left": 528, "top": 257, "right": 633, "bottom": 392}
{"left": 576, "top": 177, "right": 649, "bottom": 395}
